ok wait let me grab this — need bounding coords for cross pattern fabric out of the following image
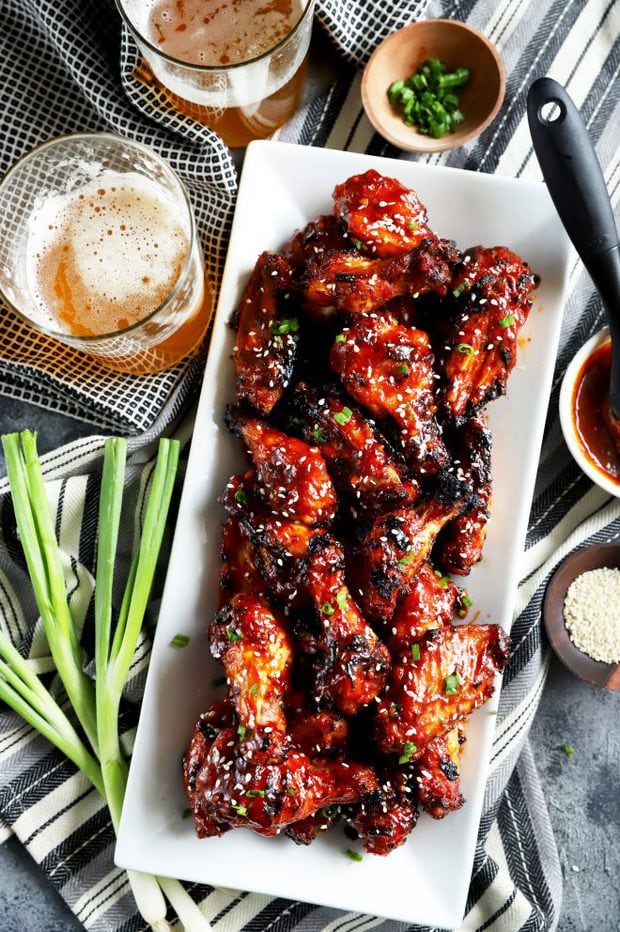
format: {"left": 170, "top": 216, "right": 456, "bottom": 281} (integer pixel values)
{"left": 0, "top": 0, "right": 618, "bottom": 930}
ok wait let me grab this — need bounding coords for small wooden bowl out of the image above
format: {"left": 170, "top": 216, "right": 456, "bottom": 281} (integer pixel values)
{"left": 543, "top": 543, "right": 620, "bottom": 690}
{"left": 361, "top": 19, "right": 505, "bottom": 153}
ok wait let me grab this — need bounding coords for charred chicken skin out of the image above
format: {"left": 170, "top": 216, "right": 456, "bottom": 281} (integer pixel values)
{"left": 232, "top": 251, "right": 297, "bottom": 416}
{"left": 330, "top": 315, "right": 448, "bottom": 476}
{"left": 307, "top": 540, "right": 391, "bottom": 715}
{"left": 414, "top": 727, "right": 465, "bottom": 819}
{"left": 374, "top": 624, "right": 510, "bottom": 754}
{"left": 291, "top": 381, "right": 418, "bottom": 512}
{"left": 356, "top": 484, "right": 468, "bottom": 624}
{"left": 303, "top": 238, "right": 459, "bottom": 317}
{"left": 332, "top": 169, "right": 432, "bottom": 257}
{"left": 439, "top": 246, "right": 540, "bottom": 424}
{"left": 186, "top": 169, "right": 528, "bottom": 854}
{"left": 436, "top": 417, "right": 492, "bottom": 575}
{"left": 226, "top": 406, "right": 337, "bottom": 526}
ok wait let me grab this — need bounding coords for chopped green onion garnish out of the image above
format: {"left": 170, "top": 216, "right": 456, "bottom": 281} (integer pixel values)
{"left": 232, "top": 804, "right": 248, "bottom": 816}
{"left": 227, "top": 628, "right": 243, "bottom": 642}
{"left": 322, "top": 603, "right": 335, "bottom": 615}
{"left": 499, "top": 314, "right": 516, "bottom": 328}
{"left": 247, "top": 789, "right": 266, "bottom": 798}
{"left": 388, "top": 60, "right": 470, "bottom": 136}
{"left": 352, "top": 238, "right": 364, "bottom": 250}
{"left": 445, "top": 673, "right": 460, "bottom": 695}
{"left": 333, "top": 407, "right": 353, "bottom": 426}
{"left": 562, "top": 744, "right": 575, "bottom": 759}
{"left": 407, "top": 221, "right": 418, "bottom": 232}
{"left": 249, "top": 683, "right": 258, "bottom": 695}
{"left": 272, "top": 318, "right": 299, "bottom": 335}
{"left": 336, "top": 587, "right": 348, "bottom": 611}
{"left": 396, "top": 363, "right": 410, "bottom": 376}
{"left": 345, "top": 849, "right": 363, "bottom": 862}
{"left": 456, "top": 343, "right": 475, "bottom": 355}
{"left": 311, "top": 427, "right": 328, "bottom": 444}
{"left": 453, "top": 279, "right": 472, "bottom": 298}
{"left": 398, "top": 549, "right": 414, "bottom": 566}
{"left": 398, "top": 740, "right": 417, "bottom": 764}
{"left": 170, "top": 633, "right": 190, "bottom": 648}
{"left": 234, "top": 489, "right": 249, "bottom": 505}
{"left": 237, "top": 724, "right": 247, "bottom": 738}
{"left": 411, "top": 643, "right": 421, "bottom": 661}
{"left": 335, "top": 333, "right": 346, "bottom": 343}
{"left": 461, "top": 593, "right": 472, "bottom": 607}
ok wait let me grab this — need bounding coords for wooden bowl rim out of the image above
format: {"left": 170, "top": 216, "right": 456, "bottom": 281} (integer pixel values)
{"left": 361, "top": 18, "right": 506, "bottom": 153}
{"left": 542, "top": 543, "right": 620, "bottom": 690}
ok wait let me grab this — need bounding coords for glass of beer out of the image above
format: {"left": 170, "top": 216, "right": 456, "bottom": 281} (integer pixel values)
{"left": 0, "top": 133, "right": 211, "bottom": 375}
{"left": 115, "top": 0, "right": 315, "bottom": 148}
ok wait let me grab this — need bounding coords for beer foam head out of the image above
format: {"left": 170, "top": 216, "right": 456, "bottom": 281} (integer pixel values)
{"left": 26, "top": 170, "right": 190, "bottom": 335}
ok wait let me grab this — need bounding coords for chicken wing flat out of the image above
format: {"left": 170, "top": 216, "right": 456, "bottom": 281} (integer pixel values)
{"left": 332, "top": 169, "right": 432, "bottom": 257}
{"left": 374, "top": 624, "right": 510, "bottom": 754}
{"left": 439, "top": 246, "right": 540, "bottom": 423}
{"left": 414, "top": 727, "right": 465, "bottom": 819}
{"left": 209, "top": 593, "right": 292, "bottom": 755}
{"left": 290, "top": 381, "right": 418, "bottom": 512}
{"left": 232, "top": 251, "right": 297, "bottom": 416}
{"left": 330, "top": 315, "right": 448, "bottom": 476}
{"left": 303, "top": 238, "right": 459, "bottom": 316}
{"left": 307, "top": 540, "right": 391, "bottom": 715}
{"left": 356, "top": 486, "right": 467, "bottom": 624}
{"left": 223, "top": 471, "right": 330, "bottom": 607}
{"left": 436, "top": 417, "right": 492, "bottom": 575}
{"left": 219, "top": 516, "right": 266, "bottom": 604}
{"left": 388, "top": 561, "right": 457, "bottom": 652}
{"left": 226, "top": 407, "right": 337, "bottom": 526}
{"left": 284, "top": 214, "right": 351, "bottom": 268}
{"left": 346, "top": 764, "right": 418, "bottom": 855}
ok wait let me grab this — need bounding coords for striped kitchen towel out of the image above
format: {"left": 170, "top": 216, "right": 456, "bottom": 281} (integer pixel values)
{"left": 0, "top": 0, "right": 619, "bottom": 930}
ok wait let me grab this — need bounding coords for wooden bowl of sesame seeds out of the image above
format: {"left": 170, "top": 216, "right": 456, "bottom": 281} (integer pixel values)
{"left": 543, "top": 543, "right": 620, "bottom": 690}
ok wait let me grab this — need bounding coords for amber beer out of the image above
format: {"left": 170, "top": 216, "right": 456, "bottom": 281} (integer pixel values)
{"left": 118, "top": 0, "right": 314, "bottom": 148}
{"left": 25, "top": 170, "right": 209, "bottom": 374}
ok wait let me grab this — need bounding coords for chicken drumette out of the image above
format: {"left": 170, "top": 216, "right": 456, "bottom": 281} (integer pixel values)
{"left": 438, "top": 246, "right": 540, "bottom": 424}
{"left": 330, "top": 315, "right": 448, "bottom": 476}
{"left": 436, "top": 417, "right": 492, "bottom": 576}
{"left": 231, "top": 251, "right": 297, "bottom": 416}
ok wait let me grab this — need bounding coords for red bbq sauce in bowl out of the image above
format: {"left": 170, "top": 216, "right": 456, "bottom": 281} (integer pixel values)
{"left": 572, "top": 336, "right": 620, "bottom": 487}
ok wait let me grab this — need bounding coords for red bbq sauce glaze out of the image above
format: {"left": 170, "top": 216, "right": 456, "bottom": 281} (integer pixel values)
{"left": 572, "top": 338, "right": 620, "bottom": 485}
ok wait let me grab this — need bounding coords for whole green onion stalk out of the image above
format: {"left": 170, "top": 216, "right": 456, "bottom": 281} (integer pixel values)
{"left": 0, "top": 432, "right": 210, "bottom": 931}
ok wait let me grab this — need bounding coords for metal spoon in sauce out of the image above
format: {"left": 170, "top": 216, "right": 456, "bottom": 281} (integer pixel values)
{"left": 527, "top": 78, "right": 620, "bottom": 441}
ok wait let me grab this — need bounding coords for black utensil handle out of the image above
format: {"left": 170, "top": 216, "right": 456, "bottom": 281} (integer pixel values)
{"left": 527, "top": 77, "right": 620, "bottom": 288}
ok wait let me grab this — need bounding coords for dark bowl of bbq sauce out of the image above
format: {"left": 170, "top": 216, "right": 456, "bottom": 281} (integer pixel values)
{"left": 560, "top": 328, "right": 620, "bottom": 496}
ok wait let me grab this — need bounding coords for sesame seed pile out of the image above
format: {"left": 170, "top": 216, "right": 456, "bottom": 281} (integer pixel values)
{"left": 563, "top": 567, "right": 620, "bottom": 663}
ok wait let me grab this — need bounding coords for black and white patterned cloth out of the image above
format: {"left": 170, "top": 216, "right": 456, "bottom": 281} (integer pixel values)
{"left": 0, "top": 0, "right": 618, "bottom": 930}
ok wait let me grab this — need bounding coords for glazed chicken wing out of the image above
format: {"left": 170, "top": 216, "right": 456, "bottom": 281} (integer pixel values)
{"left": 219, "top": 515, "right": 266, "bottom": 604}
{"left": 414, "top": 727, "right": 465, "bottom": 819}
{"left": 346, "top": 764, "right": 418, "bottom": 855}
{"left": 330, "top": 316, "right": 448, "bottom": 476}
{"left": 439, "top": 246, "right": 540, "bottom": 423}
{"left": 226, "top": 407, "right": 337, "bottom": 526}
{"left": 374, "top": 624, "right": 510, "bottom": 754}
{"left": 332, "top": 169, "right": 432, "bottom": 257}
{"left": 232, "top": 251, "right": 297, "bottom": 416}
{"left": 290, "top": 381, "right": 418, "bottom": 512}
{"left": 436, "top": 417, "right": 492, "bottom": 575}
{"left": 284, "top": 214, "right": 351, "bottom": 268}
{"left": 388, "top": 561, "right": 457, "bottom": 652}
{"left": 306, "top": 541, "right": 391, "bottom": 715}
{"left": 356, "top": 484, "right": 467, "bottom": 624}
{"left": 303, "top": 238, "right": 459, "bottom": 316}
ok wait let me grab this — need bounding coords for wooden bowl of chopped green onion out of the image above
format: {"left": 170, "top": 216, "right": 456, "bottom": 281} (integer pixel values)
{"left": 361, "top": 19, "right": 505, "bottom": 153}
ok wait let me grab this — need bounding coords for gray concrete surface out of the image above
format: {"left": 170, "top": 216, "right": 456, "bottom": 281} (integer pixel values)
{"left": 0, "top": 392, "right": 618, "bottom": 931}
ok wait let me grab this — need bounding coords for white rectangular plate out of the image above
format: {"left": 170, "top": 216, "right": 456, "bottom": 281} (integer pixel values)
{"left": 116, "top": 141, "right": 571, "bottom": 929}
